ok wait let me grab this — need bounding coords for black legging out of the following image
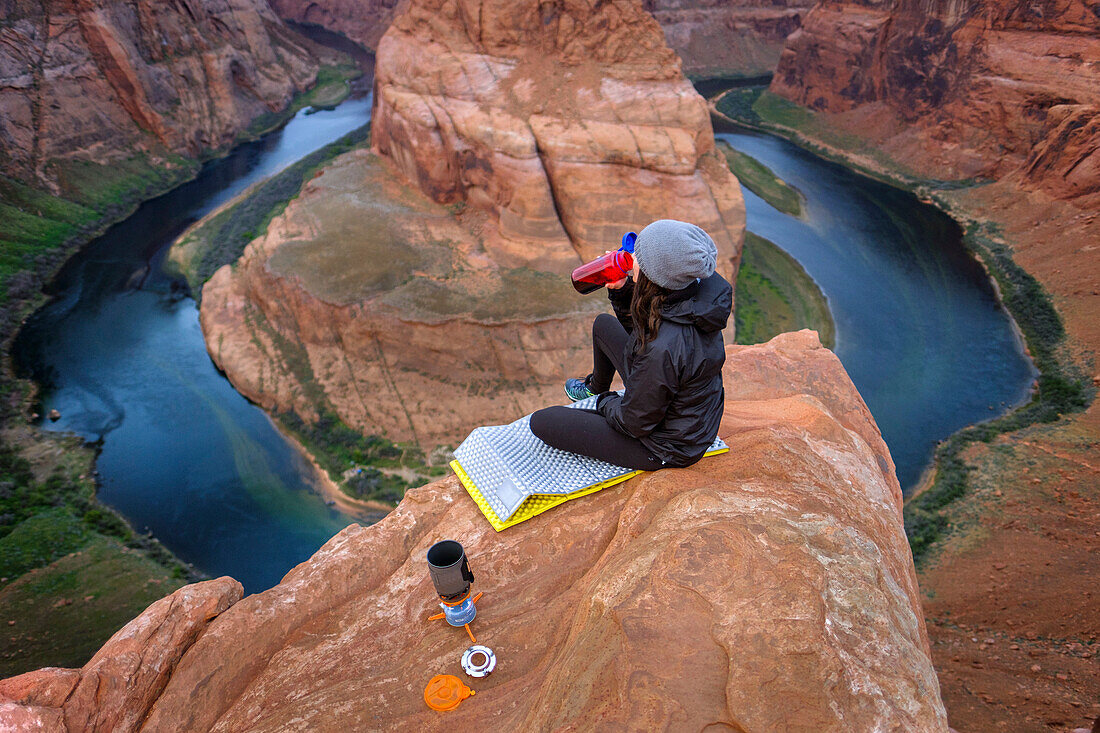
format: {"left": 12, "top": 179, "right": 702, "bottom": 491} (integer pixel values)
{"left": 588, "top": 312, "right": 628, "bottom": 393}
{"left": 529, "top": 314, "right": 664, "bottom": 470}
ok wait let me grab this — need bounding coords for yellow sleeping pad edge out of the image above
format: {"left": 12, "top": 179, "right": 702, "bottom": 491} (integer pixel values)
{"left": 451, "top": 445, "right": 730, "bottom": 532}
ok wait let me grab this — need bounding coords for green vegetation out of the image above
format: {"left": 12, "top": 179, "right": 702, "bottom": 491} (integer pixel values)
{"left": 718, "top": 141, "right": 803, "bottom": 217}
{"left": 0, "top": 157, "right": 197, "bottom": 331}
{"left": 304, "top": 64, "right": 360, "bottom": 109}
{"left": 0, "top": 439, "right": 196, "bottom": 676}
{"left": 279, "top": 411, "right": 437, "bottom": 504}
{"left": 0, "top": 509, "right": 91, "bottom": 580}
{"left": 734, "top": 232, "right": 835, "bottom": 348}
{"left": 0, "top": 176, "right": 98, "bottom": 287}
{"left": 903, "top": 222, "right": 1092, "bottom": 561}
{"left": 0, "top": 443, "right": 195, "bottom": 581}
{"left": 714, "top": 87, "right": 765, "bottom": 126}
{"left": 170, "top": 124, "right": 372, "bottom": 294}
{"left": 0, "top": 537, "right": 185, "bottom": 677}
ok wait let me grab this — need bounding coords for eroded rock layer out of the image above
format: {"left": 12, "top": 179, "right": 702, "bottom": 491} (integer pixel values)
{"left": 645, "top": 0, "right": 810, "bottom": 78}
{"left": 199, "top": 148, "right": 605, "bottom": 447}
{"left": 371, "top": 0, "right": 745, "bottom": 271}
{"left": 0, "top": 332, "right": 948, "bottom": 732}
{"left": 266, "top": 0, "right": 808, "bottom": 80}
{"left": 770, "top": 0, "right": 1100, "bottom": 205}
{"left": 0, "top": 0, "right": 319, "bottom": 189}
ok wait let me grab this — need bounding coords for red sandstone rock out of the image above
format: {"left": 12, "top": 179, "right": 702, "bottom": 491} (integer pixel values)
{"left": 770, "top": 0, "right": 1100, "bottom": 206}
{"left": 0, "top": 0, "right": 319, "bottom": 191}
{"left": 0, "top": 332, "right": 949, "bottom": 731}
{"left": 371, "top": 0, "right": 745, "bottom": 270}
{"left": 0, "top": 577, "right": 242, "bottom": 732}
{"left": 199, "top": 149, "right": 606, "bottom": 447}
{"left": 644, "top": 0, "right": 811, "bottom": 77}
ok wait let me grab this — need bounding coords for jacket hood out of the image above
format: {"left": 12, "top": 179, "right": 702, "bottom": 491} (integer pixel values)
{"left": 660, "top": 272, "right": 733, "bottom": 332}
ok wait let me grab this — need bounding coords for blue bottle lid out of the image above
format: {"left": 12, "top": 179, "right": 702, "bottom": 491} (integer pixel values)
{"left": 620, "top": 231, "right": 637, "bottom": 253}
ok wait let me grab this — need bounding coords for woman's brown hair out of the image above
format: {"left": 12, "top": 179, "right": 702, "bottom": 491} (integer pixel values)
{"left": 630, "top": 270, "right": 671, "bottom": 353}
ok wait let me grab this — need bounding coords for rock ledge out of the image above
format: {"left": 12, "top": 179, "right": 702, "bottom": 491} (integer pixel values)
{"left": 0, "top": 332, "right": 947, "bottom": 732}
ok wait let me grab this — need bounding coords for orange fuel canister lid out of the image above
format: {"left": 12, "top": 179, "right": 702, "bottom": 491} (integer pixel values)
{"left": 424, "top": 674, "right": 474, "bottom": 711}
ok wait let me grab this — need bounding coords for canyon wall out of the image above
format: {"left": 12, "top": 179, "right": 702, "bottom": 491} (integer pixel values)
{"left": 268, "top": 0, "right": 402, "bottom": 51}
{"left": 0, "top": 0, "right": 320, "bottom": 191}
{"left": 770, "top": 0, "right": 1100, "bottom": 205}
{"left": 371, "top": 0, "right": 745, "bottom": 270}
{"left": 644, "top": 0, "right": 810, "bottom": 77}
{"left": 0, "top": 331, "right": 949, "bottom": 731}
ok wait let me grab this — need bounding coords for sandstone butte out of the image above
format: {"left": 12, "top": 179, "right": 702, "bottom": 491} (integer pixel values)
{"left": 0, "top": 0, "right": 321, "bottom": 191}
{"left": 199, "top": 0, "right": 746, "bottom": 448}
{"left": 199, "top": 148, "right": 608, "bottom": 447}
{"left": 0, "top": 331, "right": 951, "bottom": 732}
{"left": 370, "top": 0, "right": 745, "bottom": 270}
{"left": 267, "top": 0, "right": 810, "bottom": 79}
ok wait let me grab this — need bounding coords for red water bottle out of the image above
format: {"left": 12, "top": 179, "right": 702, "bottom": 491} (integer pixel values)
{"left": 571, "top": 232, "right": 637, "bottom": 294}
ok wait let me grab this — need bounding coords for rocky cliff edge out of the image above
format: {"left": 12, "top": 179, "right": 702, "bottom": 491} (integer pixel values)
{"left": 0, "top": 331, "right": 948, "bottom": 731}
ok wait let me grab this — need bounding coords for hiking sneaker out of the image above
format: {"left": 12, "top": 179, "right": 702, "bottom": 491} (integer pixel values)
{"left": 564, "top": 377, "right": 596, "bottom": 402}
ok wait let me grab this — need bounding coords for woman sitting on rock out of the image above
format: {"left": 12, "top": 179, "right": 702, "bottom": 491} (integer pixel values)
{"left": 530, "top": 219, "right": 733, "bottom": 470}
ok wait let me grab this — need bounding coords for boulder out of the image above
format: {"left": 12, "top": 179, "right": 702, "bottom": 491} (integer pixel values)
{"left": 0, "top": 578, "right": 242, "bottom": 732}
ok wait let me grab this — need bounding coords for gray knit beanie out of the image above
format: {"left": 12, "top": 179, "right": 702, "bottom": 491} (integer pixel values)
{"left": 633, "top": 219, "right": 718, "bottom": 290}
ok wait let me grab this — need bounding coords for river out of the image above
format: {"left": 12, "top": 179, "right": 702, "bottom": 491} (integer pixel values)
{"left": 13, "top": 78, "right": 1035, "bottom": 593}
{"left": 714, "top": 120, "right": 1036, "bottom": 489}
{"left": 13, "top": 81, "right": 374, "bottom": 593}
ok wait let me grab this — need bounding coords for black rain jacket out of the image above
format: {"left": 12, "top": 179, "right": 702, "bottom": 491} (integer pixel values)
{"left": 596, "top": 272, "right": 732, "bottom": 467}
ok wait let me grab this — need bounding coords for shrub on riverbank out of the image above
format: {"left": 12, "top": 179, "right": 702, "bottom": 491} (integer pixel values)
{"left": 278, "top": 410, "right": 442, "bottom": 505}
{"left": 240, "top": 63, "right": 360, "bottom": 139}
{"left": 0, "top": 158, "right": 196, "bottom": 343}
{"left": 718, "top": 142, "right": 803, "bottom": 217}
{"left": 735, "top": 232, "right": 835, "bottom": 348}
{"left": 903, "top": 223, "right": 1092, "bottom": 560}
{"left": 0, "top": 443, "right": 195, "bottom": 582}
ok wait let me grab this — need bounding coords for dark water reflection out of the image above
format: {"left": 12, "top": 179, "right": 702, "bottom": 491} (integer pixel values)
{"left": 715, "top": 122, "right": 1036, "bottom": 490}
{"left": 14, "top": 89, "right": 374, "bottom": 593}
